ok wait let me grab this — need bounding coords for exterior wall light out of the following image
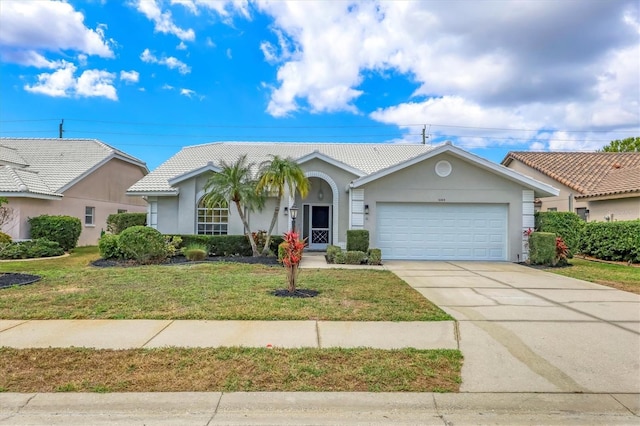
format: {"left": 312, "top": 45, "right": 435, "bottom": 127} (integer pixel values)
{"left": 283, "top": 207, "right": 288, "bottom": 216}
{"left": 364, "top": 204, "right": 369, "bottom": 215}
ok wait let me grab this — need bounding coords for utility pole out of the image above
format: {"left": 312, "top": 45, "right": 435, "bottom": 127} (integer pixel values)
{"left": 422, "top": 125, "right": 429, "bottom": 144}
{"left": 59, "top": 119, "right": 64, "bottom": 139}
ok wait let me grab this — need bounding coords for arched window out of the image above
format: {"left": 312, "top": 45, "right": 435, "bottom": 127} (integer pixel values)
{"left": 197, "top": 198, "right": 228, "bottom": 235}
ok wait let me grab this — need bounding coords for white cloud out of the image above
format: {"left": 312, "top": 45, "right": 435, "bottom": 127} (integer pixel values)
{"left": 120, "top": 70, "right": 140, "bottom": 84}
{"left": 0, "top": 0, "right": 114, "bottom": 67}
{"left": 140, "top": 49, "right": 191, "bottom": 74}
{"left": 76, "top": 69, "right": 117, "bottom": 100}
{"left": 176, "top": 41, "right": 188, "bottom": 50}
{"left": 226, "top": 48, "right": 232, "bottom": 59}
{"left": 132, "top": 0, "right": 195, "bottom": 41}
{"left": 255, "top": 0, "right": 639, "bottom": 150}
{"left": 180, "top": 88, "right": 195, "bottom": 97}
{"left": 205, "top": 37, "right": 216, "bottom": 48}
{"left": 24, "top": 62, "right": 77, "bottom": 97}
{"left": 24, "top": 62, "right": 117, "bottom": 100}
{"left": 172, "top": 0, "right": 250, "bottom": 21}
{"left": 162, "top": 84, "right": 174, "bottom": 90}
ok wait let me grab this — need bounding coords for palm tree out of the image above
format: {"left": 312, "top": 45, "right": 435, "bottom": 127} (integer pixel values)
{"left": 202, "top": 155, "right": 265, "bottom": 257}
{"left": 256, "top": 155, "right": 310, "bottom": 255}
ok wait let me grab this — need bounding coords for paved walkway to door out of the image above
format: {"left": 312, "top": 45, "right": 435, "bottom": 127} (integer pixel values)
{"left": 385, "top": 260, "right": 640, "bottom": 393}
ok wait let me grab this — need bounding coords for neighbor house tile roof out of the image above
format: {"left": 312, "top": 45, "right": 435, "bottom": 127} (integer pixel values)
{"left": 128, "top": 142, "right": 439, "bottom": 194}
{"left": 501, "top": 152, "right": 640, "bottom": 197}
{"left": 0, "top": 138, "right": 147, "bottom": 197}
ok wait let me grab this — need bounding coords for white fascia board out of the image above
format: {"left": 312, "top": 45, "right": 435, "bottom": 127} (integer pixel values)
{"left": 296, "top": 151, "right": 366, "bottom": 177}
{"left": 350, "top": 143, "right": 560, "bottom": 197}
{"left": 125, "top": 190, "right": 179, "bottom": 197}
{"left": 0, "top": 191, "right": 62, "bottom": 200}
{"left": 168, "top": 162, "right": 221, "bottom": 186}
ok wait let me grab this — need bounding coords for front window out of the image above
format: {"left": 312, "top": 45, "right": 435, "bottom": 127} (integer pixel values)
{"left": 197, "top": 198, "right": 228, "bottom": 235}
{"left": 85, "top": 206, "right": 95, "bottom": 226}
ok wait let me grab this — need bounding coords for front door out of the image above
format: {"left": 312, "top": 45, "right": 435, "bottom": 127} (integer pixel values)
{"left": 307, "top": 205, "right": 331, "bottom": 250}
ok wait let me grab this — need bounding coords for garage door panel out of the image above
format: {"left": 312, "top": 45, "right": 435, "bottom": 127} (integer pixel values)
{"left": 376, "top": 203, "right": 507, "bottom": 261}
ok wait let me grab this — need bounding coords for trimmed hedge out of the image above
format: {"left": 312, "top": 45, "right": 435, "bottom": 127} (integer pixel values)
{"left": 344, "top": 250, "right": 367, "bottom": 264}
{"left": 367, "top": 248, "right": 382, "bottom": 265}
{"left": 167, "top": 234, "right": 284, "bottom": 257}
{"left": 529, "top": 232, "right": 556, "bottom": 265}
{"left": 107, "top": 213, "right": 146, "bottom": 234}
{"left": 28, "top": 215, "right": 81, "bottom": 251}
{"left": 346, "top": 230, "right": 369, "bottom": 252}
{"left": 98, "top": 234, "right": 123, "bottom": 260}
{"left": 0, "top": 238, "right": 64, "bottom": 259}
{"left": 580, "top": 220, "right": 640, "bottom": 263}
{"left": 119, "top": 226, "right": 167, "bottom": 263}
{"left": 535, "top": 211, "right": 584, "bottom": 256}
{"left": 326, "top": 245, "right": 342, "bottom": 263}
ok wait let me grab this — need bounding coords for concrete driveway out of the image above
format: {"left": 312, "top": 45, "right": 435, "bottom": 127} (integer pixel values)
{"left": 385, "top": 261, "right": 640, "bottom": 394}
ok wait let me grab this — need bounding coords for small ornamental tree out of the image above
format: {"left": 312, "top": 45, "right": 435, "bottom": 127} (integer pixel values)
{"left": 281, "top": 231, "right": 306, "bottom": 293}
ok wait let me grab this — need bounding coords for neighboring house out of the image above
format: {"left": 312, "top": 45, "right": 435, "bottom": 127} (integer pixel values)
{"left": 501, "top": 152, "right": 640, "bottom": 222}
{"left": 128, "top": 141, "right": 558, "bottom": 262}
{"left": 0, "top": 138, "right": 148, "bottom": 246}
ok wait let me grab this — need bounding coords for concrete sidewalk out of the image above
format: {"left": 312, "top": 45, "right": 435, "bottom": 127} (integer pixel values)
{"left": 1, "top": 392, "right": 638, "bottom": 425}
{"left": 0, "top": 319, "right": 457, "bottom": 350}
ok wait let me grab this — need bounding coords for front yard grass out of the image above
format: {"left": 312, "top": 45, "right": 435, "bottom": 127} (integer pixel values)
{"left": 545, "top": 257, "right": 640, "bottom": 294}
{"left": 0, "top": 247, "right": 450, "bottom": 321}
{"left": 0, "top": 347, "right": 462, "bottom": 393}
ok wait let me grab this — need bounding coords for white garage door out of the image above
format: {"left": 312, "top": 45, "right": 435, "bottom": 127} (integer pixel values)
{"left": 376, "top": 203, "right": 507, "bottom": 260}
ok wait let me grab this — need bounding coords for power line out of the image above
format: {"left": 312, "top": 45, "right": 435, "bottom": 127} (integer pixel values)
{"left": 0, "top": 117, "right": 638, "bottom": 134}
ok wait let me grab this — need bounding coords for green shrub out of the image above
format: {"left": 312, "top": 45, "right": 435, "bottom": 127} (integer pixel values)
{"left": 367, "top": 248, "right": 382, "bottom": 265}
{"left": 119, "top": 226, "right": 167, "bottom": 263}
{"left": 98, "top": 234, "right": 122, "bottom": 259}
{"left": 580, "top": 220, "right": 640, "bottom": 263}
{"left": 346, "top": 230, "right": 369, "bottom": 252}
{"left": 0, "top": 238, "right": 64, "bottom": 259}
{"left": 334, "top": 251, "right": 346, "bottom": 264}
{"left": 0, "top": 231, "right": 11, "bottom": 244}
{"left": 184, "top": 243, "right": 208, "bottom": 261}
{"left": 535, "top": 211, "right": 584, "bottom": 256}
{"left": 528, "top": 232, "right": 556, "bottom": 265}
{"left": 344, "top": 250, "right": 366, "bottom": 264}
{"left": 106, "top": 213, "right": 146, "bottom": 234}
{"left": 28, "top": 215, "right": 81, "bottom": 251}
{"left": 164, "top": 235, "right": 183, "bottom": 257}
{"left": 326, "top": 245, "right": 342, "bottom": 263}
{"left": 170, "top": 234, "right": 283, "bottom": 257}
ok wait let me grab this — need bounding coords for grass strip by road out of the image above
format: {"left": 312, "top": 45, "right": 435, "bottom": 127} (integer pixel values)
{"left": 0, "top": 247, "right": 450, "bottom": 321}
{"left": 545, "top": 258, "right": 640, "bottom": 295}
{"left": 0, "top": 347, "right": 462, "bottom": 393}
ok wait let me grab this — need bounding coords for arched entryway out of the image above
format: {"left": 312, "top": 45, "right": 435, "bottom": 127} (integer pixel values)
{"left": 301, "top": 172, "right": 339, "bottom": 250}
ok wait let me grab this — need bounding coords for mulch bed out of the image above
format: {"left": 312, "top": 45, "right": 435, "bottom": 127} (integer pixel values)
{"left": 272, "top": 289, "right": 319, "bottom": 298}
{"left": 91, "top": 255, "right": 280, "bottom": 268}
{"left": 0, "top": 273, "right": 42, "bottom": 289}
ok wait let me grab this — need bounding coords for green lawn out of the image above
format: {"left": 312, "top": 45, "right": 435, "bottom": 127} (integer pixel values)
{"left": 544, "top": 257, "right": 640, "bottom": 294}
{"left": 0, "top": 247, "right": 461, "bottom": 393}
{"left": 0, "top": 247, "right": 450, "bottom": 321}
{"left": 0, "top": 347, "right": 462, "bottom": 393}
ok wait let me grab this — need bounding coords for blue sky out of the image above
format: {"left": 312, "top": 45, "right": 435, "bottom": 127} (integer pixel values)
{"left": 1, "top": 0, "right": 638, "bottom": 170}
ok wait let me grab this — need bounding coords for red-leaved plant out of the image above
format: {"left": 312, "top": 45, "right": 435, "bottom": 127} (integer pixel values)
{"left": 555, "top": 236, "right": 569, "bottom": 266}
{"left": 281, "top": 231, "right": 306, "bottom": 293}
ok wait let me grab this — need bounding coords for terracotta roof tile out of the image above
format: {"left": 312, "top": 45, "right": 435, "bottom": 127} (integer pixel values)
{"left": 502, "top": 152, "right": 640, "bottom": 194}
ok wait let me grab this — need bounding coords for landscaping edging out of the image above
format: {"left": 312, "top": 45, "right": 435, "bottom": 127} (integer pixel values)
{"left": 0, "top": 273, "right": 42, "bottom": 289}
{"left": 0, "top": 253, "right": 69, "bottom": 262}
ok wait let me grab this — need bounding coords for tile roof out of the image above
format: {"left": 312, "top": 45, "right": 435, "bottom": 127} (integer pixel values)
{"left": 501, "top": 151, "right": 640, "bottom": 195}
{"left": 575, "top": 165, "right": 640, "bottom": 199}
{"left": 128, "top": 142, "right": 439, "bottom": 193}
{"left": 0, "top": 138, "right": 147, "bottom": 197}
